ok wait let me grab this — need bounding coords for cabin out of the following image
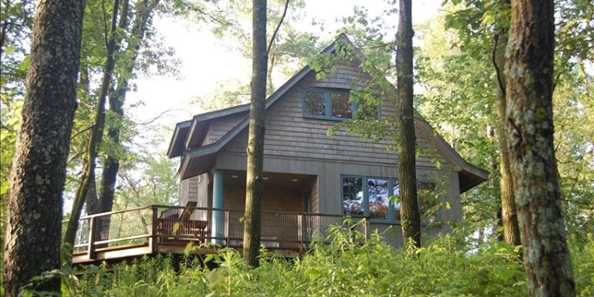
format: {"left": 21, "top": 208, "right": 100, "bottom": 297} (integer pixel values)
{"left": 69, "top": 35, "right": 487, "bottom": 264}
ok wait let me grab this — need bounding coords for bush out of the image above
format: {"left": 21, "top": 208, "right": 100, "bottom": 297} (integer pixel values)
{"left": 22, "top": 228, "right": 594, "bottom": 297}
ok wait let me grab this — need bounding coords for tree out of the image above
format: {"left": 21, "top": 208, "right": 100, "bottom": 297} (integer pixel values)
{"left": 63, "top": 0, "right": 124, "bottom": 253}
{"left": 396, "top": 0, "right": 421, "bottom": 248}
{"left": 0, "top": 0, "right": 34, "bottom": 252}
{"left": 98, "top": 0, "right": 160, "bottom": 216}
{"left": 242, "top": 0, "right": 269, "bottom": 268}
{"left": 3, "top": 0, "right": 84, "bottom": 295}
{"left": 504, "top": 0, "right": 575, "bottom": 296}
{"left": 491, "top": 0, "right": 521, "bottom": 246}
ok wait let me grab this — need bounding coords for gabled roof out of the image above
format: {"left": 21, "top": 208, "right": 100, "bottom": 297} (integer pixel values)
{"left": 168, "top": 34, "right": 488, "bottom": 192}
{"left": 166, "top": 34, "right": 349, "bottom": 159}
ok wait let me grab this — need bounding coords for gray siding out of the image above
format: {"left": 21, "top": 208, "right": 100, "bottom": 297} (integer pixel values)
{"left": 202, "top": 112, "right": 246, "bottom": 146}
{"left": 304, "top": 62, "right": 368, "bottom": 89}
{"left": 221, "top": 71, "right": 446, "bottom": 168}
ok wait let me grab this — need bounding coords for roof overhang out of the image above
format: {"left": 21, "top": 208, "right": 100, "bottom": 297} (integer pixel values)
{"left": 166, "top": 120, "right": 192, "bottom": 157}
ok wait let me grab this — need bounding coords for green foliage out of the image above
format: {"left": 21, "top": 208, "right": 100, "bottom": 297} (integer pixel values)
{"left": 114, "top": 153, "right": 179, "bottom": 208}
{"left": 417, "top": 1, "right": 594, "bottom": 241}
{"left": 24, "top": 227, "right": 594, "bottom": 297}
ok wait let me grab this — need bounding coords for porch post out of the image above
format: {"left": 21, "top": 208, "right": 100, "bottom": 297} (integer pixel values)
{"left": 211, "top": 170, "right": 224, "bottom": 244}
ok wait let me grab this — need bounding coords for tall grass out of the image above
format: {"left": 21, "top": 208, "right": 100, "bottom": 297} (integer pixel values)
{"left": 21, "top": 227, "right": 594, "bottom": 297}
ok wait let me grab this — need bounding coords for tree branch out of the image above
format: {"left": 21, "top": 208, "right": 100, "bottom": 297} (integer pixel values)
{"left": 492, "top": 33, "right": 506, "bottom": 96}
{"left": 266, "top": 0, "right": 289, "bottom": 56}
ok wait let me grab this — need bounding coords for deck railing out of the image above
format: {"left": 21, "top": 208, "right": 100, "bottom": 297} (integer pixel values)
{"left": 68, "top": 205, "right": 370, "bottom": 259}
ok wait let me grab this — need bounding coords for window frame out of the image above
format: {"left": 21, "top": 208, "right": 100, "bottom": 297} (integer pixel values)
{"left": 302, "top": 88, "right": 357, "bottom": 121}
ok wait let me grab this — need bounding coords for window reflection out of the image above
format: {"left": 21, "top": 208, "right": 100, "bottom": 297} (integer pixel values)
{"left": 304, "top": 90, "right": 326, "bottom": 116}
{"left": 342, "top": 176, "right": 364, "bottom": 215}
{"left": 368, "top": 178, "right": 389, "bottom": 218}
{"left": 331, "top": 90, "right": 352, "bottom": 119}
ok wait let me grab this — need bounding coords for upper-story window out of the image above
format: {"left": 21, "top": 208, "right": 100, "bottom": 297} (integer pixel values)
{"left": 303, "top": 88, "right": 354, "bottom": 120}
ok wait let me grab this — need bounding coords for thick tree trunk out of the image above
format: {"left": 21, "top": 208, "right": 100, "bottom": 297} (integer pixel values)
{"left": 493, "top": 19, "right": 521, "bottom": 246}
{"left": 505, "top": 1, "right": 575, "bottom": 296}
{"left": 396, "top": 0, "right": 421, "bottom": 248}
{"left": 3, "top": 1, "right": 84, "bottom": 295}
{"left": 242, "top": 0, "right": 268, "bottom": 267}
{"left": 98, "top": 0, "right": 158, "bottom": 212}
{"left": 63, "top": 0, "right": 122, "bottom": 254}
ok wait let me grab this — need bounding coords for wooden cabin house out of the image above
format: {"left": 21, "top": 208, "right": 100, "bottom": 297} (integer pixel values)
{"left": 166, "top": 35, "right": 487, "bottom": 249}
{"left": 70, "top": 35, "right": 486, "bottom": 264}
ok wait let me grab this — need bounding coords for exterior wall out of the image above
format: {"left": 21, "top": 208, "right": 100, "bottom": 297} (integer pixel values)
{"left": 221, "top": 71, "right": 444, "bottom": 168}
{"left": 304, "top": 62, "right": 368, "bottom": 89}
{"left": 180, "top": 173, "right": 210, "bottom": 220}
{"left": 201, "top": 112, "right": 246, "bottom": 146}
{"left": 215, "top": 155, "right": 457, "bottom": 216}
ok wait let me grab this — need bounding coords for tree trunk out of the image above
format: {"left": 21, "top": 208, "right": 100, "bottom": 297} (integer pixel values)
{"left": 242, "top": 0, "right": 268, "bottom": 267}
{"left": 492, "top": 17, "right": 521, "bottom": 246}
{"left": 98, "top": 0, "right": 158, "bottom": 213}
{"left": 505, "top": 1, "right": 575, "bottom": 296}
{"left": 396, "top": 0, "right": 421, "bottom": 248}
{"left": 3, "top": 0, "right": 84, "bottom": 295}
{"left": 63, "top": 0, "right": 122, "bottom": 255}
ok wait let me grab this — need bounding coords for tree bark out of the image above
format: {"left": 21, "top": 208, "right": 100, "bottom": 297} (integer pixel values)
{"left": 505, "top": 1, "right": 575, "bottom": 296}
{"left": 63, "top": 0, "right": 122, "bottom": 254}
{"left": 3, "top": 0, "right": 84, "bottom": 295}
{"left": 492, "top": 16, "right": 521, "bottom": 246}
{"left": 242, "top": 0, "right": 268, "bottom": 267}
{"left": 396, "top": 0, "right": 421, "bottom": 248}
{"left": 98, "top": 0, "right": 158, "bottom": 213}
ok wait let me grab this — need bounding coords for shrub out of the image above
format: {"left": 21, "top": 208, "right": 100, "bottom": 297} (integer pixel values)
{"left": 21, "top": 228, "right": 594, "bottom": 297}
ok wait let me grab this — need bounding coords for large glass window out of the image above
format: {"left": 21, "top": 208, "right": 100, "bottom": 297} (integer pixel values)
{"left": 341, "top": 175, "right": 436, "bottom": 222}
{"left": 303, "top": 88, "right": 353, "bottom": 120}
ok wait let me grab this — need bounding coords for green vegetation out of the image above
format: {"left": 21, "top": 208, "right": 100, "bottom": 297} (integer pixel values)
{"left": 21, "top": 227, "right": 594, "bottom": 297}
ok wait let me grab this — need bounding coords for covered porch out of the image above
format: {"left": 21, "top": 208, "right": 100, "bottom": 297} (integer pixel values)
{"left": 185, "top": 170, "right": 324, "bottom": 245}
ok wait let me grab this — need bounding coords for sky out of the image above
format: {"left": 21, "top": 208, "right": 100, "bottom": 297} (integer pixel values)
{"left": 127, "top": 0, "right": 443, "bottom": 152}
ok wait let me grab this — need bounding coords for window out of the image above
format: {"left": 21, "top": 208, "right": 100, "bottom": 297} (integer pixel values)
{"left": 331, "top": 90, "right": 352, "bottom": 119}
{"left": 342, "top": 175, "right": 396, "bottom": 220}
{"left": 341, "top": 175, "right": 436, "bottom": 222}
{"left": 367, "top": 178, "right": 390, "bottom": 218}
{"left": 342, "top": 176, "right": 364, "bottom": 215}
{"left": 304, "top": 89, "right": 326, "bottom": 116}
{"left": 303, "top": 88, "right": 354, "bottom": 120}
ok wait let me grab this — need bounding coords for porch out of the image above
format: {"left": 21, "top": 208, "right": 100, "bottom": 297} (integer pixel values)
{"left": 69, "top": 205, "right": 367, "bottom": 264}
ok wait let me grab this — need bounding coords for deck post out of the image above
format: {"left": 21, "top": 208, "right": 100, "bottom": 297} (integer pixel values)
{"left": 211, "top": 170, "right": 224, "bottom": 244}
{"left": 150, "top": 206, "right": 158, "bottom": 253}
{"left": 87, "top": 217, "right": 96, "bottom": 259}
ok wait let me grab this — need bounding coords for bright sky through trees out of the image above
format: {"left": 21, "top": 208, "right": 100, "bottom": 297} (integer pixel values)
{"left": 127, "top": 0, "right": 442, "bottom": 152}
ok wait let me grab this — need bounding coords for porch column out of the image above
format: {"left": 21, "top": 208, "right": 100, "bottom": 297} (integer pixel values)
{"left": 211, "top": 170, "right": 224, "bottom": 244}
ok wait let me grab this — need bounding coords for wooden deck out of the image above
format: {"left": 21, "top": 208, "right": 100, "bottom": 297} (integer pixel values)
{"left": 69, "top": 205, "right": 367, "bottom": 264}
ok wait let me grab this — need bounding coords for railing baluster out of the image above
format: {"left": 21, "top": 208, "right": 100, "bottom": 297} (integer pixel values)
{"left": 298, "top": 214, "right": 303, "bottom": 247}
{"left": 224, "top": 210, "right": 229, "bottom": 245}
{"left": 87, "top": 217, "right": 96, "bottom": 259}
